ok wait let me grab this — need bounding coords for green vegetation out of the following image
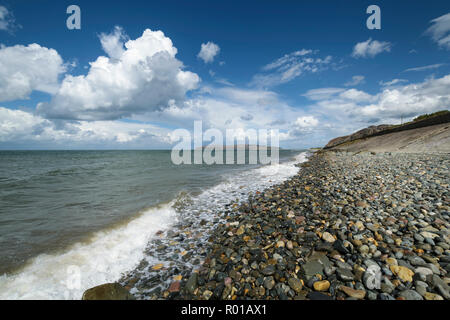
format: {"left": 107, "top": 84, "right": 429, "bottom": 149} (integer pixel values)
{"left": 413, "top": 110, "right": 449, "bottom": 122}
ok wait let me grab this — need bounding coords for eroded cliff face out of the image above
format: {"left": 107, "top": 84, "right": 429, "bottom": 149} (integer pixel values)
{"left": 324, "top": 122, "right": 450, "bottom": 153}
{"left": 325, "top": 125, "right": 393, "bottom": 149}
{"left": 324, "top": 111, "right": 450, "bottom": 152}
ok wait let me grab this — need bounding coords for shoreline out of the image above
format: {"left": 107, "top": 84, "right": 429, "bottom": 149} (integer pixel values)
{"left": 129, "top": 150, "right": 450, "bottom": 300}
{"left": 0, "top": 150, "right": 303, "bottom": 300}
{"left": 113, "top": 152, "right": 308, "bottom": 300}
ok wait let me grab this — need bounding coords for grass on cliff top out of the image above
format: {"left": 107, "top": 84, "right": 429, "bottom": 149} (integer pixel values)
{"left": 413, "top": 110, "right": 449, "bottom": 122}
{"left": 383, "top": 110, "right": 449, "bottom": 130}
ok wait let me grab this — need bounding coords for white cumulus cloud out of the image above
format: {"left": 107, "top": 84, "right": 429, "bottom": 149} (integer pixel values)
{"left": 339, "top": 89, "right": 374, "bottom": 102}
{"left": 251, "top": 50, "right": 333, "bottom": 88}
{"left": 0, "top": 107, "right": 173, "bottom": 148}
{"left": 352, "top": 38, "right": 391, "bottom": 58}
{"left": 344, "top": 75, "right": 365, "bottom": 87}
{"left": 295, "top": 116, "right": 319, "bottom": 128}
{"left": 99, "top": 26, "right": 128, "bottom": 60}
{"left": 0, "top": 6, "right": 19, "bottom": 32}
{"left": 0, "top": 43, "right": 66, "bottom": 102}
{"left": 425, "top": 13, "right": 450, "bottom": 49}
{"left": 197, "top": 42, "right": 220, "bottom": 63}
{"left": 358, "top": 75, "right": 450, "bottom": 120}
{"left": 304, "top": 74, "right": 450, "bottom": 124}
{"left": 0, "top": 107, "right": 49, "bottom": 142}
{"left": 37, "top": 27, "right": 200, "bottom": 120}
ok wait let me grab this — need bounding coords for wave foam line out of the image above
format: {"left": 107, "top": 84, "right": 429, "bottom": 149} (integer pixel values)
{"left": 0, "top": 203, "right": 177, "bottom": 300}
{"left": 0, "top": 151, "right": 308, "bottom": 300}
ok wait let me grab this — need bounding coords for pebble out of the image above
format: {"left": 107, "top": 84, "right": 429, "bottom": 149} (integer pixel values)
{"left": 322, "top": 232, "right": 335, "bottom": 243}
{"left": 131, "top": 152, "right": 450, "bottom": 301}
{"left": 399, "top": 290, "right": 423, "bottom": 300}
{"left": 313, "top": 280, "right": 331, "bottom": 292}
{"left": 288, "top": 278, "right": 303, "bottom": 293}
{"left": 339, "top": 286, "right": 366, "bottom": 299}
{"left": 203, "top": 290, "right": 213, "bottom": 300}
{"left": 390, "top": 265, "right": 414, "bottom": 282}
{"left": 337, "top": 268, "right": 355, "bottom": 282}
{"left": 262, "top": 265, "right": 276, "bottom": 276}
{"left": 264, "top": 276, "right": 275, "bottom": 290}
{"left": 423, "top": 292, "right": 444, "bottom": 300}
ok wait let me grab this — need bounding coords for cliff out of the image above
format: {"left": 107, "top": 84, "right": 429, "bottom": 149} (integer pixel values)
{"left": 324, "top": 110, "right": 450, "bottom": 153}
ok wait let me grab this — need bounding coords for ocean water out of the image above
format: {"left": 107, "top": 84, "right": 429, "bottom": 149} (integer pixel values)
{"left": 0, "top": 150, "right": 308, "bottom": 299}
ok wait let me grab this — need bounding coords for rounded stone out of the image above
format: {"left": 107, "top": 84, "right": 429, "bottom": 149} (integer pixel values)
{"left": 313, "top": 280, "right": 331, "bottom": 292}
{"left": 82, "top": 283, "right": 135, "bottom": 300}
{"left": 322, "top": 232, "right": 335, "bottom": 243}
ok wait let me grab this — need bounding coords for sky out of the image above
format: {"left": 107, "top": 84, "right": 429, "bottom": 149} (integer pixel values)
{"left": 0, "top": 0, "right": 449, "bottom": 149}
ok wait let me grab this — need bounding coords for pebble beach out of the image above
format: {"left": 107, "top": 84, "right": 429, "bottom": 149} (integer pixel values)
{"left": 154, "top": 151, "right": 450, "bottom": 300}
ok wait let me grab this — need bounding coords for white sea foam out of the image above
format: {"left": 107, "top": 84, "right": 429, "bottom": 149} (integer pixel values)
{"left": 125, "top": 151, "right": 309, "bottom": 299}
{"left": 253, "top": 152, "right": 307, "bottom": 179}
{"left": 0, "top": 203, "right": 177, "bottom": 300}
{"left": 0, "top": 151, "right": 309, "bottom": 300}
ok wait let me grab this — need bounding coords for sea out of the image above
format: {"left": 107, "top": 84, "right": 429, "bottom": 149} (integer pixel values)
{"left": 0, "top": 149, "right": 308, "bottom": 299}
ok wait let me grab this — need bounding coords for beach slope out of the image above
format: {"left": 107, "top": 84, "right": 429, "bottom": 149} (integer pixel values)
{"left": 325, "top": 111, "right": 450, "bottom": 153}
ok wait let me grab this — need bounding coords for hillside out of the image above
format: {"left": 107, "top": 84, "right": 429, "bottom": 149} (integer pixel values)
{"left": 324, "top": 110, "right": 450, "bottom": 153}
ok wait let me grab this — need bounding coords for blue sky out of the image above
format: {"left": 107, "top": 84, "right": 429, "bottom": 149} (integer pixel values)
{"left": 0, "top": 0, "right": 449, "bottom": 149}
